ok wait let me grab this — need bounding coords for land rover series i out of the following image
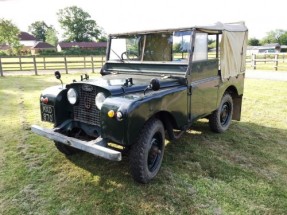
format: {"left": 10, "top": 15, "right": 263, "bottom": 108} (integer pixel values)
{"left": 32, "top": 22, "right": 248, "bottom": 183}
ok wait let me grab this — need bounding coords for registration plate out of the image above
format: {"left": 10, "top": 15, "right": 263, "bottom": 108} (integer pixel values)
{"left": 41, "top": 104, "right": 55, "bottom": 123}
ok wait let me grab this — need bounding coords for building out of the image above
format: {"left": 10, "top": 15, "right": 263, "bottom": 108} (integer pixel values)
{"left": 0, "top": 44, "right": 10, "bottom": 51}
{"left": 247, "top": 43, "right": 287, "bottom": 55}
{"left": 0, "top": 32, "right": 55, "bottom": 55}
{"left": 57, "top": 42, "right": 107, "bottom": 52}
{"left": 31, "top": 42, "right": 56, "bottom": 55}
{"left": 19, "top": 32, "right": 37, "bottom": 47}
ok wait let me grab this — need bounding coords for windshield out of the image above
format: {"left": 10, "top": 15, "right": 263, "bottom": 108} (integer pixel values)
{"left": 109, "top": 31, "right": 192, "bottom": 63}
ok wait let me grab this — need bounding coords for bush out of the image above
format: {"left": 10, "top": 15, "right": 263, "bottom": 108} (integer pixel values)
{"left": 38, "top": 49, "right": 63, "bottom": 56}
{"left": 0, "top": 50, "right": 8, "bottom": 56}
{"left": 38, "top": 47, "right": 106, "bottom": 56}
{"left": 62, "top": 47, "right": 105, "bottom": 56}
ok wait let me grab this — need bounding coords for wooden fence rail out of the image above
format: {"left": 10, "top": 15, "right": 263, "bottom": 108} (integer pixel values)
{"left": 1, "top": 54, "right": 286, "bottom": 77}
{"left": 0, "top": 55, "right": 106, "bottom": 76}
{"left": 248, "top": 53, "right": 286, "bottom": 71}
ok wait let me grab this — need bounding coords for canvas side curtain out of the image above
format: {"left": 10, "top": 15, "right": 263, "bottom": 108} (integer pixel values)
{"left": 220, "top": 30, "right": 248, "bottom": 80}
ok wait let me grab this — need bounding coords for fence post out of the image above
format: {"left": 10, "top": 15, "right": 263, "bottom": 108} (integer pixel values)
{"left": 283, "top": 54, "right": 285, "bottom": 63}
{"left": 91, "top": 56, "right": 95, "bottom": 73}
{"left": 33, "top": 56, "right": 38, "bottom": 75}
{"left": 264, "top": 54, "right": 266, "bottom": 64}
{"left": 275, "top": 54, "right": 278, "bottom": 71}
{"left": 84, "top": 56, "right": 86, "bottom": 68}
{"left": 64, "top": 55, "right": 68, "bottom": 74}
{"left": 252, "top": 54, "right": 256, "bottom": 70}
{"left": 0, "top": 57, "right": 3, "bottom": 77}
{"left": 19, "top": 56, "right": 22, "bottom": 70}
{"left": 101, "top": 55, "right": 104, "bottom": 66}
{"left": 43, "top": 57, "right": 46, "bottom": 70}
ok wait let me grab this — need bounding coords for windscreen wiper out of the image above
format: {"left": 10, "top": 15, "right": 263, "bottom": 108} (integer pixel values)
{"left": 111, "top": 49, "right": 124, "bottom": 63}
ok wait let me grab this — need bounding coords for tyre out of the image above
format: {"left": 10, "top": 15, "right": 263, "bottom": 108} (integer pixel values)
{"left": 54, "top": 141, "right": 79, "bottom": 156}
{"left": 209, "top": 93, "right": 233, "bottom": 133}
{"left": 129, "top": 118, "right": 165, "bottom": 183}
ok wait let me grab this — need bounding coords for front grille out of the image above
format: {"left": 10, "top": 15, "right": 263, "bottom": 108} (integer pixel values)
{"left": 74, "top": 85, "right": 101, "bottom": 126}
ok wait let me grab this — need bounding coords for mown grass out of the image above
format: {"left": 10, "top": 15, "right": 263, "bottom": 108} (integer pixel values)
{"left": 0, "top": 74, "right": 287, "bottom": 214}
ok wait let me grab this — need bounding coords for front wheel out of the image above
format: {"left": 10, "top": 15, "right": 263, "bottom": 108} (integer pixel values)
{"left": 209, "top": 93, "right": 233, "bottom": 133}
{"left": 129, "top": 118, "right": 165, "bottom": 184}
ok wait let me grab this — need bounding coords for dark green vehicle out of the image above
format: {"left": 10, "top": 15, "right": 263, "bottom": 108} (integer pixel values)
{"left": 32, "top": 22, "right": 248, "bottom": 183}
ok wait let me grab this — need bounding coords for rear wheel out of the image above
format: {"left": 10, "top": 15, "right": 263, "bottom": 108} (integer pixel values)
{"left": 209, "top": 93, "right": 233, "bottom": 133}
{"left": 129, "top": 118, "right": 165, "bottom": 183}
{"left": 54, "top": 141, "right": 79, "bottom": 156}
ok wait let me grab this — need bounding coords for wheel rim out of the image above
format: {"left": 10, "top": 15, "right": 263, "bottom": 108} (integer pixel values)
{"left": 147, "top": 132, "right": 163, "bottom": 172}
{"left": 220, "top": 102, "right": 231, "bottom": 126}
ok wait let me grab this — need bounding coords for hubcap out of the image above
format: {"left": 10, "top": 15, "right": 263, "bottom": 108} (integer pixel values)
{"left": 147, "top": 132, "right": 163, "bottom": 172}
{"left": 220, "top": 102, "right": 231, "bottom": 126}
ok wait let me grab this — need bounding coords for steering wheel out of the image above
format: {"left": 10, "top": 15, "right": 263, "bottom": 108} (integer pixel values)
{"left": 121, "top": 51, "right": 139, "bottom": 60}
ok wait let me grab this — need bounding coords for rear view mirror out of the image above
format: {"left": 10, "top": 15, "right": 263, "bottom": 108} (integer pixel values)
{"left": 55, "top": 71, "right": 61, "bottom": 80}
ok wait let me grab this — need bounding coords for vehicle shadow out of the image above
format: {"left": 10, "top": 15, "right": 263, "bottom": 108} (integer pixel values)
{"left": 62, "top": 119, "right": 287, "bottom": 213}
{"left": 66, "top": 119, "right": 287, "bottom": 186}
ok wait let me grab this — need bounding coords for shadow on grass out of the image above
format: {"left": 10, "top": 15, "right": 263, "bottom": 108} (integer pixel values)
{"left": 22, "top": 119, "right": 287, "bottom": 214}
{"left": 65, "top": 119, "right": 287, "bottom": 186}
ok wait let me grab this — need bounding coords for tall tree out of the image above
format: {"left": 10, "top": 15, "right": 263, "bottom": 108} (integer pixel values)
{"left": 45, "top": 26, "right": 58, "bottom": 46}
{"left": 97, "top": 28, "right": 108, "bottom": 42}
{"left": 57, "top": 6, "right": 100, "bottom": 42}
{"left": 261, "top": 29, "right": 287, "bottom": 45}
{"left": 28, "top": 21, "right": 49, "bottom": 42}
{"left": 0, "top": 18, "right": 21, "bottom": 55}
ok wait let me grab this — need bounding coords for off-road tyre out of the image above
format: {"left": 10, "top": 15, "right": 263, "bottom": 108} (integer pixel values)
{"left": 129, "top": 118, "right": 165, "bottom": 184}
{"left": 209, "top": 93, "right": 233, "bottom": 133}
{"left": 54, "top": 141, "right": 79, "bottom": 156}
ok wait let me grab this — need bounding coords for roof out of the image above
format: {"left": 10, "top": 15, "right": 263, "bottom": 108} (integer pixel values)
{"left": 110, "top": 22, "right": 248, "bottom": 36}
{"left": 0, "top": 44, "right": 10, "bottom": 50}
{"left": 33, "top": 42, "right": 55, "bottom": 49}
{"left": 19, "top": 32, "right": 36, "bottom": 41}
{"left": 58, "top": 42, "right": 107, "bottom": 48}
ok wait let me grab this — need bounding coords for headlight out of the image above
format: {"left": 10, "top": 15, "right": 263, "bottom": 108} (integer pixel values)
{"left": 95, "top": 92, "right": 106, "bottom": 109}
{"left": 67, "top": 88, "right": 78, "bottom": 105}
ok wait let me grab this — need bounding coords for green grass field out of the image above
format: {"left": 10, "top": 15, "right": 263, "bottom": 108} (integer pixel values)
{"left": 0, "top": 74, "right": 287, "bottom": 214}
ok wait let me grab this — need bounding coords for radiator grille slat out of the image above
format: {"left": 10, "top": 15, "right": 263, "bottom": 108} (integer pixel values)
{"left": 73, "top": 86, "right": 101, "bottom": 126}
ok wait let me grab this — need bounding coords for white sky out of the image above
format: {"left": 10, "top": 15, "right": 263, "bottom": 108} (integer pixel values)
{"left": 0, "top": 0, "right": 286, "bottom": 40}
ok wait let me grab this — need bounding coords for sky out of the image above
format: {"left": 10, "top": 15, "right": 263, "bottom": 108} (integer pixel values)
{"left": 0, "top": 0, "right": 286, "bottom": 40}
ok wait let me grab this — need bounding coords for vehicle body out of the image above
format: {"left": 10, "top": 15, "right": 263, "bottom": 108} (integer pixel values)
{"left": 32, "top": 22, "right": 248, "bottom": 183}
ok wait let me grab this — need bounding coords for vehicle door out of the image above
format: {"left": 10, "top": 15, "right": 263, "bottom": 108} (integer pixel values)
{"left": 188, "top": 32, "right": 220, "bottom": 121}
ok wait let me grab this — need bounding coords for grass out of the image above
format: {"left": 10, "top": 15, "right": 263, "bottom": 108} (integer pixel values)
{"left": 0, "top": 74, "right": 287, "bottom": 214}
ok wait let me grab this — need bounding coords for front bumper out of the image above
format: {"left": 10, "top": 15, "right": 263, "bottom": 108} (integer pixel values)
{"left": 31, "top": 125, "right": 122, "bottom": 161}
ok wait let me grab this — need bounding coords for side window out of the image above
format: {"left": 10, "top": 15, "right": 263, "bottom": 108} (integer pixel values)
{"left": 193, "top": 33, "right": 208, "bottom": 61}
{"left": 208, "top": 34, "right": 218, "bottom": 60}
{"left": 172, "top": 31, "right": 191, "bottom": 62}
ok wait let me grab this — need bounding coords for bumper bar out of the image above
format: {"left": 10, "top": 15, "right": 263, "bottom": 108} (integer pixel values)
{"left": 31, "top": 125, "right": 122, "bottom": 161}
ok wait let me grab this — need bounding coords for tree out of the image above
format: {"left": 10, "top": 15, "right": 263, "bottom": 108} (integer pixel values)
{"left": 28, "top": 21, "right": 49, "bottom": 42}
{"left": 45, "top": 26, "right": 58, "bottom": 46}
{"left": 0, "top": 18, "right": 21, "bottom": 55}
{"left": 248, "top": 37, "right": 261, "bottom": 46}
{"left": 261, "top": 29, "right": 287, "bottom": 45}
{"left": 57, "top": 6, "right": 101, "bottom": 42}
{"left": 278, "top": 32, "right": 287, "bottom": 45}
{"left": 97, "top": 28, "right": 108, "bottom": 42}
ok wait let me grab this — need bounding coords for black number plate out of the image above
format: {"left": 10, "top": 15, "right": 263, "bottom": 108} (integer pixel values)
{"left": 41, "top": 104, "right": 55, "bottom": 123}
